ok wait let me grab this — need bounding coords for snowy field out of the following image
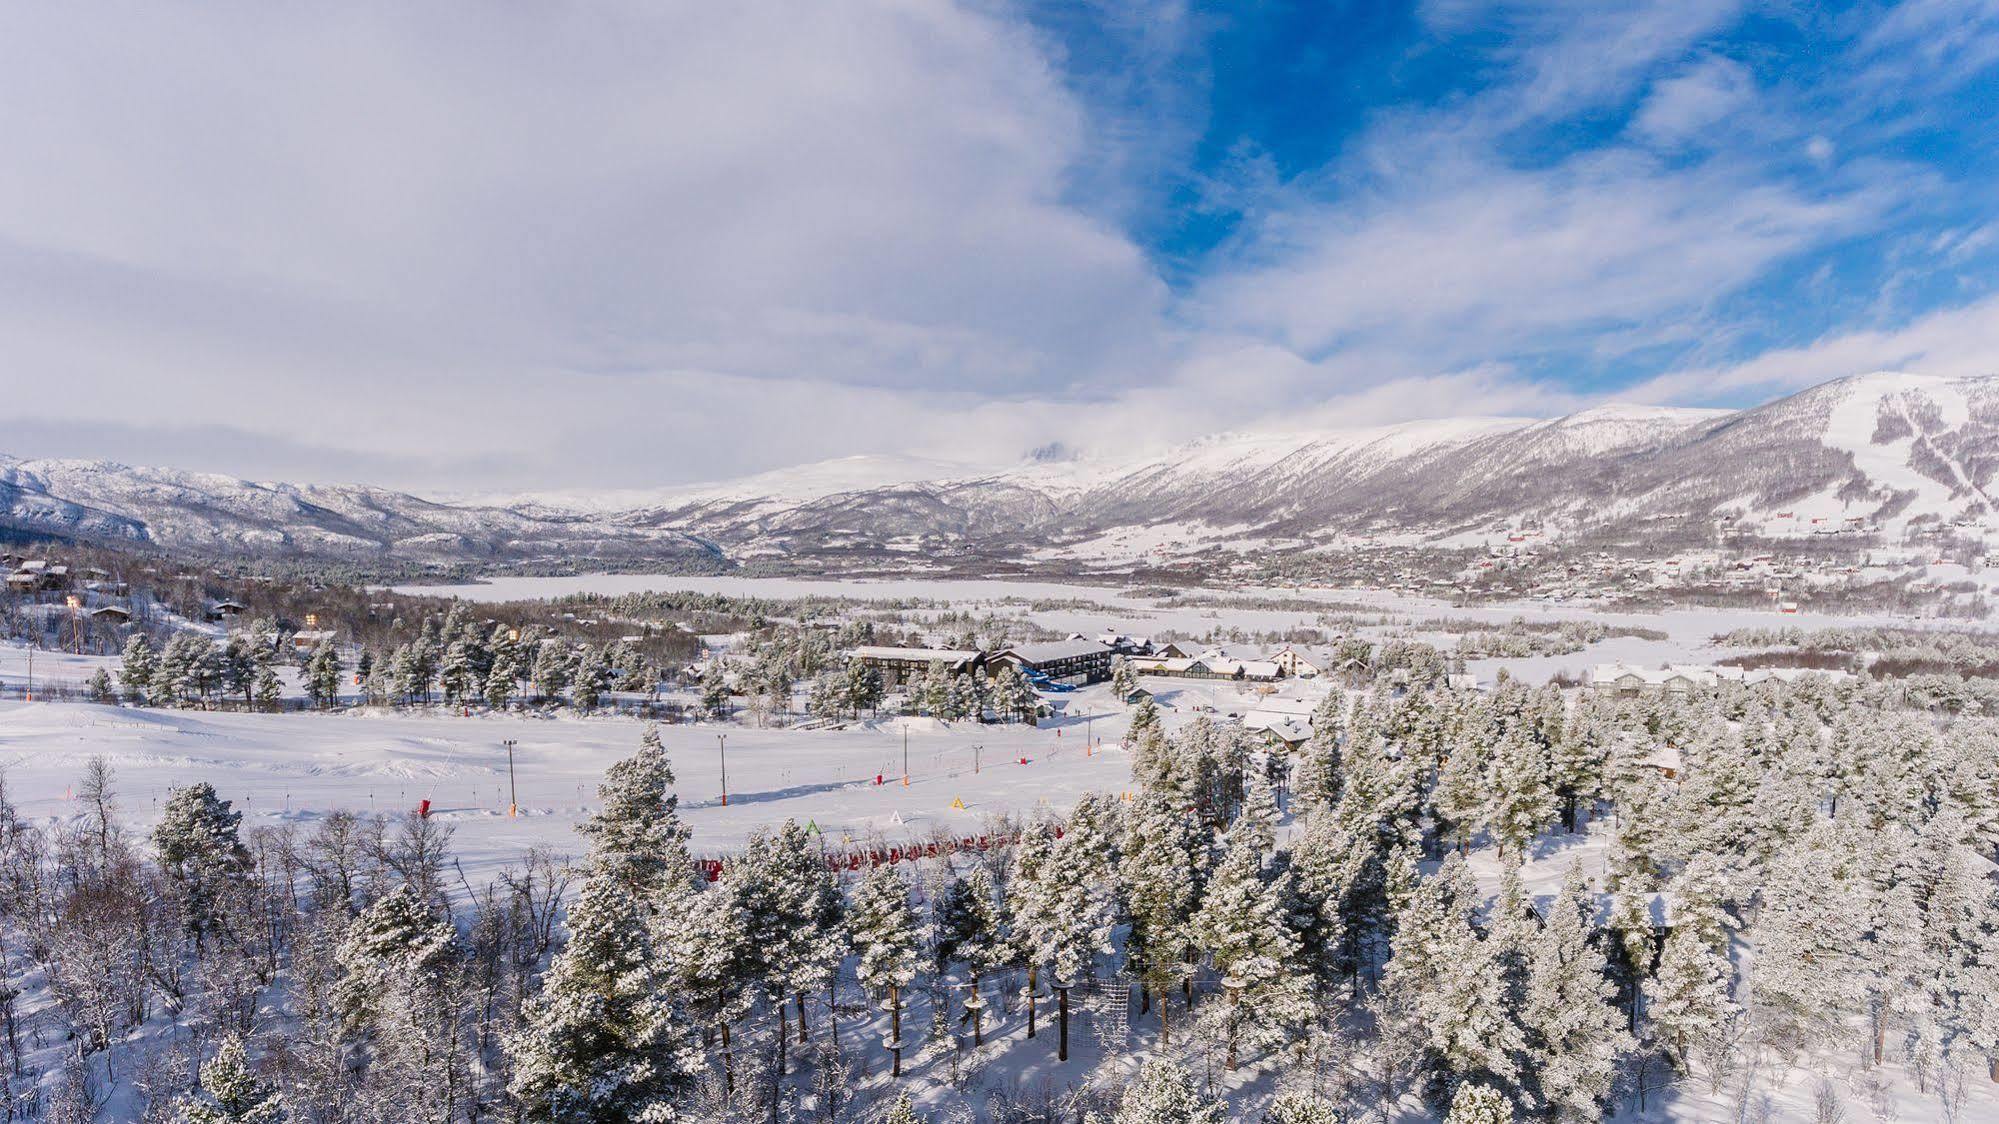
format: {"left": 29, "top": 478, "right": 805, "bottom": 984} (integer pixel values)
{"left": 0, "top": 696, "right": 1146, "bottom": 882}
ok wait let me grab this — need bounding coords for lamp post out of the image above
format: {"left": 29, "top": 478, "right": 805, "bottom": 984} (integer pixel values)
{"left": 503, "top": 739, "right": 518, "bottom": 818}
{"left": 718, "top": 733, "right": 729, "bottom": 806}
{"left": 902, "top": 725, "right": 909, "bottom": 786}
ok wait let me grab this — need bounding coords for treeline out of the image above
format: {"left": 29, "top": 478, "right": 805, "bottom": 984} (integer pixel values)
{"left": 25, "top": 668, "right": 1999, "bottom": 1120}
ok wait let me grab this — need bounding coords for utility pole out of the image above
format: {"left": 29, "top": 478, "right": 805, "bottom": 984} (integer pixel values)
{"left": 974, "top": 743, "right": 982, "bottom": 774}
{"left": 504, "top": 739, "right": 518, "bottom": 818}
{"left": 902, "top": 725, "right": 910, "bottom": 786}
{"left": 718, "top": 733, "right": 729, "bottom": 806}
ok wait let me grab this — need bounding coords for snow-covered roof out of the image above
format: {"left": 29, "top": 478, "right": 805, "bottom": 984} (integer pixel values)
{"left": 848, "top": 645, "right": 981, "bottom": 665}
{"left": 1000, "top": 639, "right": 1112, "bottom": 664}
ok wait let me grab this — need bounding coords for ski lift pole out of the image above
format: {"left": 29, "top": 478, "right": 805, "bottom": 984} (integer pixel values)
{"left": 504, "top": 739, "right": 518, "bottom": 818}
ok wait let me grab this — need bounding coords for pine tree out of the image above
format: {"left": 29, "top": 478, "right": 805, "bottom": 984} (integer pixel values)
{"left": 484, "top": 627, "right": 519, "bottom": 709}
{"left": 304, "top": 639, "right": 342, "bottom": 709}
{"left": 579, "top": 727, "right": 695, "bottom": 911}
{"left": 1522, "top": 867, "right": 1632, "bottom": 1121}
{"left": 1442, "top": 1082, "right": 1511, "bottom": 1124}
{"left": 1751, "top": 818, "right": 1866, "bottom": 1051}
{"left": 1098, "top": 1059, "right": 1226, "bottom": 1124}
{"left": 1261, "top": 1092, "right": 1341, "bottom": 1124}
{"left": 573, "top": 646, "right": 614, "bottom": 711}
{"left": 700, "top": 676, "right": 731, "bottom": 720}
{"left": 438, "top": 639, "right": 477, "bottom": 704}
{"left": 1011, "top": 813, "right": 1118, "bottom": 1061}
{"left": 120, "top": 634, "right": 158, "bottom": 703}
{"left": 1293, "top": 695, "right": 1346, "bottom": 815}
{"left": 660, "top": 881, "right": 757, "bottom": 1093}
{"left": 533, "top": 642, "right": 573, "bottom": 703}
{"left": 880, "top": 1093, "right": 926, "bottom": 1124}
{"left": 849, "top": 864, "right": 923, "bottom": 1077}
{"left": 1189, "top": 821, "right": 1311, "bottom": 1069}
{"left": 85, "top": 667, "right": 115, "bottom": 703}
{"left": 1121, "top": 794, "right": 1209, "bottom": 1041}
{"left": 1382, "top": 856, "right": 1527, "bottom": 1097}
{"left": 252, "top": 663, "right": 281, "bottom": 711}
{"left": 175, "top": 1035, "right": 285, "bottom": 1124}
{"left": 1112, "top": 656, "right": 1141, "bottom": 703}
{"left": 1484, "top": 721, "right": 1554, "bottom": 859}
{"left": 153, "top": 782, "right": 252, "bottom": 944}
{"left": 1127, "top": 694, "right": 1163, "bottom": 747}
{"left": 937, "top": 864, "right": 1006, "bottom": 1045}
{"left": 334, "top": 884, "right": 460, "bottom": 1035}
{"left": 733, "top": 820, "right": 843, "bottom": 1070}
{"left": 508, "top": 875, "right": 699, "bottom": 1123}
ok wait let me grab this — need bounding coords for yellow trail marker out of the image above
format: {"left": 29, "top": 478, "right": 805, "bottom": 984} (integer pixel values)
{"left": 950, "top": 796, "right": 967, "bottom": 810}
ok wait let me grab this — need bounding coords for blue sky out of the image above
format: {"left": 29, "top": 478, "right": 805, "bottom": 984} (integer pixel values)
{"left": 0, "top": 0, "right": 1995, "bottom": 490}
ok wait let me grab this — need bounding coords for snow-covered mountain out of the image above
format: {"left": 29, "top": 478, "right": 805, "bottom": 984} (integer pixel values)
{"left": 5, "top": 372, "right": 1997, "bottom": 571}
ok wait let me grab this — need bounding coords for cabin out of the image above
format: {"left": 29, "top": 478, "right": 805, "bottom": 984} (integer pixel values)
{"left": 291, "top": 629, "right": 338, "bottom": 653}
{"left": 6, "top": 560, "right": 70, "bottom": 594}
{"left": 89, "top": 605, "right": 132, "bottom": 624}
{"left": 1268, "top": 646, "right": 1322, "bottom": 679}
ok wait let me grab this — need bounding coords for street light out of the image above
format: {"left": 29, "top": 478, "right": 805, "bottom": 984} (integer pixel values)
{"left": 717, "top": 734, "right": 729, "bottom": 806}
{"left": 503, "top": 740, "right": 518, "bottom": 818}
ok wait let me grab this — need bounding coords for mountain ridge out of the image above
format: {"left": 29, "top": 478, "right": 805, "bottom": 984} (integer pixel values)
{"left": 4, "top": 373, "right": 1995, "bottom": 573}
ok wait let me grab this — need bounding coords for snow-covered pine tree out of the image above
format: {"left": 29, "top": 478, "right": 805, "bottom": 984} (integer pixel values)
{"left": 1121, "top": 793, "right": 1210, "bottom": 1042}
{"left": 438, "top": 639, "right": 477, "bottom": 705}
{"left": 304, "top": 639, "right": 341, "bottom": 709}
{"left": 1261, "top": 1091, "right": 1341, "bottom": 1124}
{"left": 1013, "top": 810, "right": 1119, "bottom": 1061}
{"left": 844, "top": 660, "right": 884, "bottom": 717}
{"left": 1381, "top": 855, "right": 1527, "bottom": 1101}
{"left": 1005, "top": 824, "right": 1056, "bottom": 1041}
{"left": 508, "top": 874, "right": 699, "bottom": 1122}
{"left": 153, "top": 782, "right": 251, "bottom": 945}
{"left": 175, "top": 1035, "right": 284, "bottom": 1124}
{"left": 1750, "top": 817, "right": 1866, "bottom": 1052}
{"left": 333, "top": 884, "right": 459, "bottom": 1034}
{"left": 120, "top": 634, "right": 158, "bottom": 704}
{"left": 1293, "top": 694, "right": 1347, "bottom": 815}
{"left": 1127, "top": 694, "right": 1163, "bottom": 747}
{"left": 1442, "top": 1082, "right": 1512, "bottom": 1124}
{"left": 579, "top": 727, "right": 695, "bottom": 911}
{"left": 733, "top": 820, "right": 843, "bottom": 1073}
{"left": 880, "top": 1092, "right": 926, "bottom": 1124}
{"left": 1188, "top": 819, "right": 1311, "bottom": 1069}
{"left": 572, "top": 645, "right": 614, "bottom": 711}
{"left": 660, "top": 880, "right": 757, "bottom": 1094}
{"left": 1112, "top": 656, "right": 1140, "bottom": 703}
{"left": 1484, "top": 720, "right": 1555, "bottom": 860}
{"left": 251, "top": 663, "right": 281, "bottom": 711}
{"left": 849, "top": 864, "right": 924, "bottom": 1077}
{"left": 532, "top": 642, "right": 572, "bottom": 703}
{"left": 936, "top": 864, "right": 1007, "bottom": 1045}
{"left": 1522, "top": 867, "right": 1632, "bottom": 1121}
{"left": 1096, "top": 1059, "right": 1226, "bottom": 1124}
{"left": 84, "top": 667, "right": 114, "bottom": 703}
{"left": 1644, "top": 856, "right": 1738, "bottom": 1073}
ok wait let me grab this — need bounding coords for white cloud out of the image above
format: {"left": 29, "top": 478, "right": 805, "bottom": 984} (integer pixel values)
{"left": 1630, "top": 54, "right": 1754, "bottom": 144}
{"left": 1625, "top": 292, "right": 1999, "bottom": 404}
{"left": 1190, "top": 151, "right": 1864, "bottom": 365}
{"left": 0, "top": 1, "right": 1172, "bottom": 487}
